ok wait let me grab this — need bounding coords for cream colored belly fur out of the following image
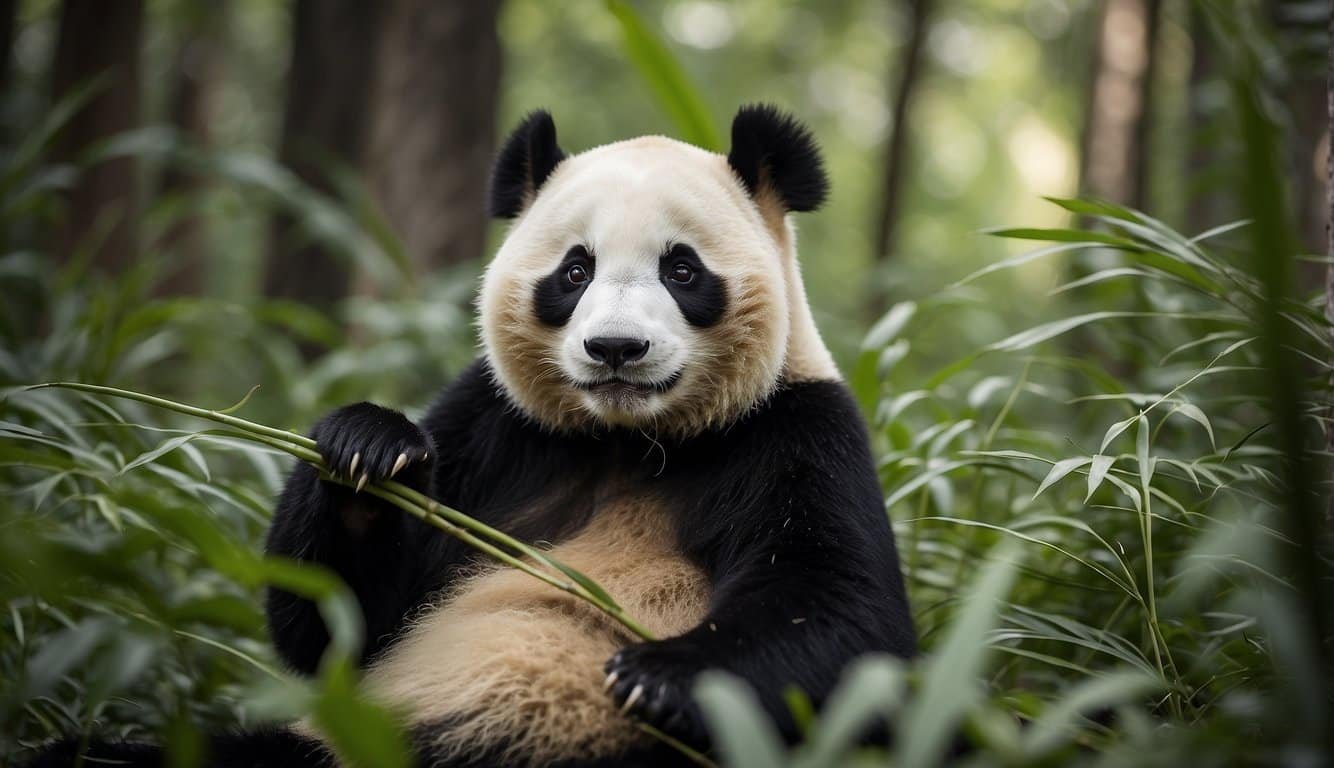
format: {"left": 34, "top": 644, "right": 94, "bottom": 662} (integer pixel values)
{"left": 354, "top": 499, "right": 709, "bottom": 765}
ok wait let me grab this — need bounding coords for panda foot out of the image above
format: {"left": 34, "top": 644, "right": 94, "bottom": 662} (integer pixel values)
{"left": 604, "top": 639, "right": 708, "bottom": 746}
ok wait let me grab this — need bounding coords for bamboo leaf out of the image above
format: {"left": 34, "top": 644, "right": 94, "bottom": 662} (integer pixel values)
{"left": 605, "top": 0, "right": 721, "bottom": 150}
{"left": 1085, "top": 455, "right": 1115, "bottom": 501}
{"left": 1167, "top": 403, "right": 1216, "bottom": 450}
{"left": 895, "top": 544, "right": 1019, "bottom": 767}
{"left": 695, "top": 672, "right": 787, "bottom": 768}
{"left": 1034, "top": 457, "right": 1093, "bottom": 499}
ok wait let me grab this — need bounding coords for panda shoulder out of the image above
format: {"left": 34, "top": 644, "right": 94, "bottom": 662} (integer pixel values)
{"left": 747, "top": 378, "right": 873, "bottom": 457}
{"left": 418, "top": 357, "right": 515, "bottom": 441}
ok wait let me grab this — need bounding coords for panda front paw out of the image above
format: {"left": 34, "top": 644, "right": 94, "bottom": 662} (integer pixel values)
{"left": 312, "top": 402, "right": 435, "bottom": 494}
{"left": 604, "top": 639, "right": 708, "bottom": 746}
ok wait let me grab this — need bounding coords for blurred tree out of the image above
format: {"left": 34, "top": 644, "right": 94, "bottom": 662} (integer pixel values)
{"left": 870, "top": 0, "right": 932, "bottom": 315}
{"left": 157, "top": 0, "right": 230, "bottom": 296}
{"left": 1079, "top": 0, "right": 1159, "bottom": 207}
{"left": 1325, "top": 4, "right": 1333, "bottom": 490}
{"left": 1272, "top": 0, "right": 1328, "bottom": 256}
{"left": 1185, "top": 2, "right": 1225, "bottom": 232}
{"left": 264, "top": 0, "right": 383, "bottom": 316}
{"left": 49, "top": 0, "right": 144, "bottom": 271}
{"left": 0, "top": 0, "right": 15, "bottom": 100}
{"left": 364, "top": 0, "right": 502, "bottom": 276}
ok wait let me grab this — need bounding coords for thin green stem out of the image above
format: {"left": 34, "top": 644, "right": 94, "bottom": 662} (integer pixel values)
{"left": 31, "top": 382, "right": 656, "bottom": 642}
{"left": 28, "top": 382, "right": 318, "bottom": 451}
{"left": 636, "top": 723, "right": 718, "bottom": 768}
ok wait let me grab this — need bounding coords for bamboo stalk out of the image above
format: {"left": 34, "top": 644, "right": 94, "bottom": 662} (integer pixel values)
{"left": 28, "top": 382, "right": 720, "bottom": 765}
{"left": 28, "top": 382, "right": 655, "bottom": 641}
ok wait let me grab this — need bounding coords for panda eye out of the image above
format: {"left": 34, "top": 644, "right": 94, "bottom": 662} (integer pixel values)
{"left": 668, "top": 263, "right": 694, "bottom": 284}
{"left": 566, "top": 263, "right": 589, "bottom": 285}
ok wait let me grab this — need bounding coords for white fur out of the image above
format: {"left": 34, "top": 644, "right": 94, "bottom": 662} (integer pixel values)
{"left": 479, "top": 135, "right": 838, "bottom": 437}
{"left": 297, "top": 135, "right": 843, "bottom": 764}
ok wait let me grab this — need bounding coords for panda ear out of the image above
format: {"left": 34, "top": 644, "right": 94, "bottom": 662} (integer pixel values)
{"left": 489, "top": 110, "right": 567, "bottom": 219}
{"left": 726, "top": 104, "right": 828, "bottom": 213}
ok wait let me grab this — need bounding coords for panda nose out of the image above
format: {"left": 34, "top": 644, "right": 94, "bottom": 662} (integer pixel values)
{"left": 584, "top": 337, "right": 650, "bottom": 370}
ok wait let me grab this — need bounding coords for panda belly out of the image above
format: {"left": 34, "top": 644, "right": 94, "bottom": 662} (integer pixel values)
{"left": 361, "top": 498, "right": 710, "bottom": 765}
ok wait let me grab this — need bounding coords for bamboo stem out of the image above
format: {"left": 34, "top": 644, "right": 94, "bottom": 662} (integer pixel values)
{"left": 29, "top": 382, "right": 656, "bottom": 641}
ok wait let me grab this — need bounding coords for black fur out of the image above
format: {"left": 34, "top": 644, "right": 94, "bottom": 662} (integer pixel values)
{"left": 726, "top": 104, "right": 829, "bottom": 213}
{"left": 261, "top": 359, "right": 914, "bottom": 765}
{"left": 488, "top": 110, "right": 566, "bottom": 219}
{"left": 660, "top": 244, "right": 727, "bottom": 328}
{"left": 533, "top": 245, "right": 594, "bottom": 327}
{"left": 40, "top": 360, "right": 914, "bottom": 767}
{"left": 265, "top": 401, "right": 435, "bottom": 674}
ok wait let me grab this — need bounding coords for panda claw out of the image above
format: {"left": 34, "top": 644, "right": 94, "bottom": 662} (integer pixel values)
{"left": 604, "top": 671, "right": 618, "bottom": 692}
{"left": 390, "top": 452, "right": 409, "bottom": 478}
{"left": 349, "top": 452, "right": 360, "bottom": 478}
{"left": 356, "top": 472, "right": 370, "bottom": 493}
{"left": 621, "top": 684, "right": 644, "bottom": 714}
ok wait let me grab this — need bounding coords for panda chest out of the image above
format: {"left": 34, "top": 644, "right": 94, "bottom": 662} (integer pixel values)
{"left": 360, "top": 489, "right": 711, "bottom": 749}
{"left": 441, "top": 492, "right": 710, "bottom": 635}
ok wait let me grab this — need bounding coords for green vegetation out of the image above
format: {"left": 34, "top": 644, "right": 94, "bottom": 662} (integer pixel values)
{"left": 2, "top": 1, "right": 1330, "bottom": 767}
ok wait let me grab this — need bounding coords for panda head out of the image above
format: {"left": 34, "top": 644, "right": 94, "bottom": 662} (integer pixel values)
{"left": 479, "top": 105, "right": 837, "bottom": 437}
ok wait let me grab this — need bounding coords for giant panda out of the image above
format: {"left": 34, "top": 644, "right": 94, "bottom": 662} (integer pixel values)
{"left": 36, "top": 105, "right": 915, "bottom": 768}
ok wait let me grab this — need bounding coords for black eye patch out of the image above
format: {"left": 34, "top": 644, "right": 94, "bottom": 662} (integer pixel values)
{"left": 660, "top": 244, "right": 727, "bottom": 328}
{"left": 534, "top": 245, "right": 593, "bottom": 327}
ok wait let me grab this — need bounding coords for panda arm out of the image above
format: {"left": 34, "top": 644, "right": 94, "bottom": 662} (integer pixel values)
{"left": 264, "top": 360, "right": 503, "bottom": 675}
{"left": 607, "top": 380, "right": 915, "bottom": 740}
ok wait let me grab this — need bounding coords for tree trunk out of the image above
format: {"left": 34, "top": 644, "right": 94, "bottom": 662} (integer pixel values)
{"left": 0, "top": 0, "right": 17, "bottom": 100}
{"left": 1185, "top": 2, "right": 1222, "bottom": 233}
{"left": 363, "top": 0, "right": 502, "bottom": 282}
{"left": 157, "top": 0, "right": 229, "bottom": 296}
{"left": 1079, "top": 0, "right": 1158, "bottom": 207}
{"left": 263, "top": 0, "right": 383, "bottom": 316}
{"left": 49, "top": 0, "right": 144, "bottom": 272}
{"left": 1324, "top": 5, "right": 1333, "bottom": 512}
{"left": 869, "top": 0, "right": 932, "bottom": 315}
{"left": 1130, "top": 0, "right": 1161, "bottom": 210}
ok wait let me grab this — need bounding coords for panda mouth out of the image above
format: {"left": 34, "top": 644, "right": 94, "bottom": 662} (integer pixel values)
{"left": 574, "top": 371, "right": 681, "bottom": 396}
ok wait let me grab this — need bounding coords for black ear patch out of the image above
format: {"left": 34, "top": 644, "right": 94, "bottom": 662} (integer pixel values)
{"left": 489, "top": 110, "right": 567, "bottom": 219}
{"left": 726, "top": 104, "right": 828, "bottom": 213}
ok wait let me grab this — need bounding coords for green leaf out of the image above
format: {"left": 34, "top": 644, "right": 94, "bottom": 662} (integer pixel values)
{"left": 983, "top": 227, "right": 1142, "bottom": 248}
{"left": 548, "top": 557, "right": 621, "bottom": 610}
{"left": 1085, "top": 455, "right": 1114, "bottom": 501}
{"left": 863, "top": 301, "right": 917, "bottom": 350}
{"left": 1103, "top": 474, "right": 1144, "bottom": 513}
{"left": 1023, "top": 670, "right": 1162, "bottom": 757}
{"left": 605, "top": 0, "right": 721, "bottom": 150}
{"left": 795, "top": 655, "right": 905, "bottom": 768}
{"left": 1135, "top": 415, "right": 1154, "bottom": 486}
{"left": 1042, "top": 196, "right": 1143, "bottom": 221}
{"left": 1099, "top": 415, "right": 1136, "bottom": 453}
{"left": 119, "top": 431, "right": 212, "bottom": 475}
{"left": 1033, "top": 457, "right": 1093, "bottom": 499}
{"left": 895, "top": 544, "right": 1020, "bottom": 767}
{"left": 1048, "top": 267, "right": 1153, "bottom": 295}
{"left": 313, "top": 660, "right": 412, "bottom": 768}
{"left": 695, "top": 671, "right": 787, "bottom": 768}
{"left": 988, "top": 312, "right": 1144, "bottom": 353}
{"left": 1166, "top": 403, "right": 1216, "bottom": 450}
{"left": 951, "top": 242, "right": 1097, "bottom": 288}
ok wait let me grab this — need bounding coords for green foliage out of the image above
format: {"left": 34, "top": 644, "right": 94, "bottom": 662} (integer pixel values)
{"left": 605, "top": 0, "right": 722, "bottom": 151}
{"left": 4, "top": 3, "right": 1330, "bottom": 767}
{"left": 0, "top": 90, "right": 475, "bottom": 766}
{"left": 692, "top": 191, "right": 1331, "bottom": 765}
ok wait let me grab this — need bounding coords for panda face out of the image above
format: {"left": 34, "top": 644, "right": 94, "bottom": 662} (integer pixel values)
{"left": 480, "top": 137, "right": 791, "bottom": 435}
